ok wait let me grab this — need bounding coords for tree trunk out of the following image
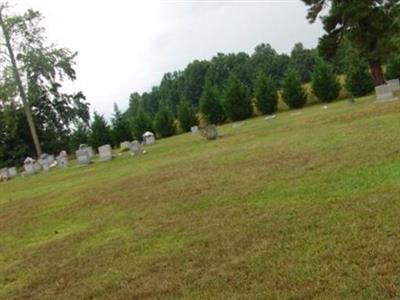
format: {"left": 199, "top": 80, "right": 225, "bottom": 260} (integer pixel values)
{"left": 369, "top": 60, "right": 386, "bottom": 86}
{"left": 0, "top": 10, "right": 42, "bottom": 158}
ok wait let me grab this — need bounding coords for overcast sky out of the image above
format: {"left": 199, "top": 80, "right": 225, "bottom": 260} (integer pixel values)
{"left": 12, "top": 0, "right": 323, "bottom": 119}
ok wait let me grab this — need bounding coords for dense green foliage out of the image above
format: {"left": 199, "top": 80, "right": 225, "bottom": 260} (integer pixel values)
{"left": 200, "top": 81, "right": 226, "bottom": 125}
{"left": 302, "top": 0, "right": 400, "bottom": 86}
{"left": 289, "top": 43, "right": 319, "bottom": 83}
{"left": 130, "top": 108, "right": 153, "bottom": 142}
{"left": 311, "top": 61, "right": 341, "bottom": 103}
{"left": 89, "top": 113, "right": 113, "bottom": 149}
{"left": 2, "top": 2, "right": 390, "bottom": 168}
{"left": 0, "top": 6, "right": 89, "bottom": 167}
{"left": 69, "top": 123, "right": 90, "bottom": 152}
{"left": 386, "top": 55, "right": 400, "bottom": 80}
{"left": 254, "top": 73, "right": 278, "bottom": 115}
{"left": 154, "top": 105, "right": 176, "bottom": 138}
{"left": 346, "top": 55, "right": 375, "bottom": 97}
{"left": 177, "top": 100, "right": 198, "bottom": 132}
{"left": 111, "top": 103, "right": 132, "bottom": 145}
{"left": 282, "top": 70, "right": 308, "bottom": 109}
{"left": 223, "top": 75, "right": 253, "bottom": 121}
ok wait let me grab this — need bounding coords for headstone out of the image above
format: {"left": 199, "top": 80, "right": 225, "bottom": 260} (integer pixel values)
{"left": 47, "top": 155, "right": 55, "bottom": 165}
{"left": 129, "top": 141, "right": 142, "bottom": 155}
{"left": 87, "top": 147, "right": 94, "bottom": 158}
{"left": 33, "top": 162, "right": 42, "bottom": 173}
{"left": 0, "top": 168, "right": 9, "bottom": 181}
{"left": 76, "top": 149, "right": 91, "bottom": 165}
{"left": 142, "top": 131, "right": 155, "bottom": 145}
{"left": 120, "top": 141, "right": 130, "bottom": 151}
{"left": 8, "top": 167, "right": 18, "bottom": 178}
{"left": 375, "top": 84, "right": 396, "bottom": 102}
{"left": 387, "top": 79, "right": 400, "bottom": 93}
{"left": 203, "top": 125, "right": 218, "bottom": 140}
{"left": 190, "top": 126, "right": 199, "bottom": 134}
{"left": 24, "top": 157, "right": 35, "bottom": 175}
{"left": 264, "top": 115, "right": 276, "bottom": 120}
{"left": 39, "top": 153, "right": 50, "bottom": 171}
{"left": 98, "top": 144, "right": 112, "bottom": 161}
{"left": 57, "top": 150, "right": 69, "bottom": 167}
{"left": 79, "top": 144, "right": 94, "bottom": 158}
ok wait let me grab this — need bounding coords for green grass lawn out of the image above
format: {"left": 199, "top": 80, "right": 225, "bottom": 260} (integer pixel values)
{"left": 1, "top": 96, "right": 400, "bottom": 299}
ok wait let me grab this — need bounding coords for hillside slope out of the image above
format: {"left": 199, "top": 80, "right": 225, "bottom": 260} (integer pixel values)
{"left": 1, "top": 96, "right": 400, "bottom": 299}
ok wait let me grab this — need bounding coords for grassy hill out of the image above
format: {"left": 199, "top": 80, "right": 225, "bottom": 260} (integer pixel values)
{"left": 1, "top": 95, "right": 400, "bottom": 299}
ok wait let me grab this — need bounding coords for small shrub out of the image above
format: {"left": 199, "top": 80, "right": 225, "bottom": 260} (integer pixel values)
{"left": 223, "top": 74, "right": 253, "bottom": 121}
{"left": 282, "top": 69, "right": 307, "bottom": 109}
{"left": 200, "top": 80, "right": 226, "bottom": 125}
{"left": 254, "top": 73, "right": 278, "bottom": 115}
{"left": 311, "top": 61, "right": 341, "bottom": 103}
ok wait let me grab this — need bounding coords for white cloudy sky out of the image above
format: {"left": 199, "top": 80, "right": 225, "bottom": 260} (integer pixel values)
{"left": 12, "top": 0, "right": 323, "bottom": 119}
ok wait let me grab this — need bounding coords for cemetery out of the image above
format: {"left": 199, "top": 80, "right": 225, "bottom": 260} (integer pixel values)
{"left": 1, "top": 0, "right": 400, "bottom": 299}
{"left": 2, "top": 95, "right": 400, "bottom": 299}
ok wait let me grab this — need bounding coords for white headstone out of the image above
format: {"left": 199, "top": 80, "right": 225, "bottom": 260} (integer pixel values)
{"left": 387, "top": 79, "right": 400, "bottom": 93}
{"left": 129, "top": 141, "right": 142, "bottom": 155}
{"left": 143, "top": 131, "right": 155, "bottom": 145}
{"left": 0, "top": 168, "right": 9, "bottom": 180}
{"left": 8, "top": 167, "right": 18, "bottom": 178}
{"left": 79, "top": 144, "right": 94, "bottom": 158}
{"left": 57, "top": 150, "right": 69, "bottom": 167}
{"left": 190, "top": 126, "right": 199, "bottom": 134}
{"left": 33, "top": 162, "right": 42, "bottom": 173}
{"left": 24, "top": 157, "right": 35, "bottom": 175}
{"left": 39, "top": 154, "right": 50, "bottom": 171}
{"left": 264, "top": 115, "right": 276, "bottom": 120}
{"left": 375, "top": 84, "right": 395, "bottom": 102}
{"left": 76, "top": 149, "right": 91, "bottom": 165}
{"left": 98, "top": 144, "right": 112, "bottom": 161}
{"left": 120, "top": 141, "right": 130, "bottom": 150}
{"left": 87, "top": 147, "right": 94, "bottom": 158}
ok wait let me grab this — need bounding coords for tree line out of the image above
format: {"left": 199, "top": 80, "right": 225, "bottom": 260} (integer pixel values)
{"left": 1, "top": 0, "right": 399, "bottom": 168}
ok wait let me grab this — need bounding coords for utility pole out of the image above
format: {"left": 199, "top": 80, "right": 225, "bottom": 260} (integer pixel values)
{"left": 0, "top": 5, "right": 42, "bottom": 157}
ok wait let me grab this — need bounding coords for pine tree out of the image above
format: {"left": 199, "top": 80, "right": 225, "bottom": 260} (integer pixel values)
{"left": 178, "top": 100, "right": 198, "bottom": 132}
{"left": 154, "top": 105, "right": 175, "bottom": 138}
{"left": 254, "top": 73, "right": 278, "bottom": 115}
{"left": 223, "top": 74, "right": 253, "bottom": 121}
{"left": 69, "top": 123, "right": 90, "bottom": 151}
{"left": 386, "top": 55, "right": 400, "bottom": 80}
{"left": 131, "top": 107, "right": 153, "bottom": 141}
{"left": 311, "top": 61, "right": 341, "bottom": 103}
{"left": 345, "top": 54, "right": 374, "bottom": 97}
{"left": 282, "top": 70, "right": 308, "bottom": 109}
{"left": 200, "top": 80, "right": 226, "bottom": 125}
{"left": 111, "top": 103, "right": 132, "bottom": 145}
{"left": 89, "top": 112, "right": 113, "bottom": 149}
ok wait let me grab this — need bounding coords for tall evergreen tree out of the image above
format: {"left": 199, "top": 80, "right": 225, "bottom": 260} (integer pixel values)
{"left": 69, "top": 123, "right": 90, "bottom": 151}
{"left": 386, "top": 55, "right": 400, "bottom": 80}
{"left": 111, "top": 103, "right": 132, "bottom": 145}
{"left": 131, "top": 107, "right": 153, "bottom": 141}
{"left": 302, "top": 0, "right": 400, "bottom": 86}
{"left": 223, "top": 74, "right": 253, "bottom": 121}
{"left": 282, "top": 70, "right": 308, "bottom": 109}
{"left": 89, "top": 112, "right": 113, "bottom": 149}
{"left": 289, "top": 43, "right": 319, "bottom": 83}
{"left": 345, "top": 54, "right": 374, "bottom": 97}
{"left": 254, "top": 73, "right": 278, "bottom": 115}
{"left": 154, "top": 104, "right": 175, "bottom": 138}
{"left": 311, "top": 61, "right": 341, "bottom": 103}
{"left": 200, "top": 81, "right": 226, "bottom": 125}
{"left": 178, "top": 100, "right": 198, "bottom": 132}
